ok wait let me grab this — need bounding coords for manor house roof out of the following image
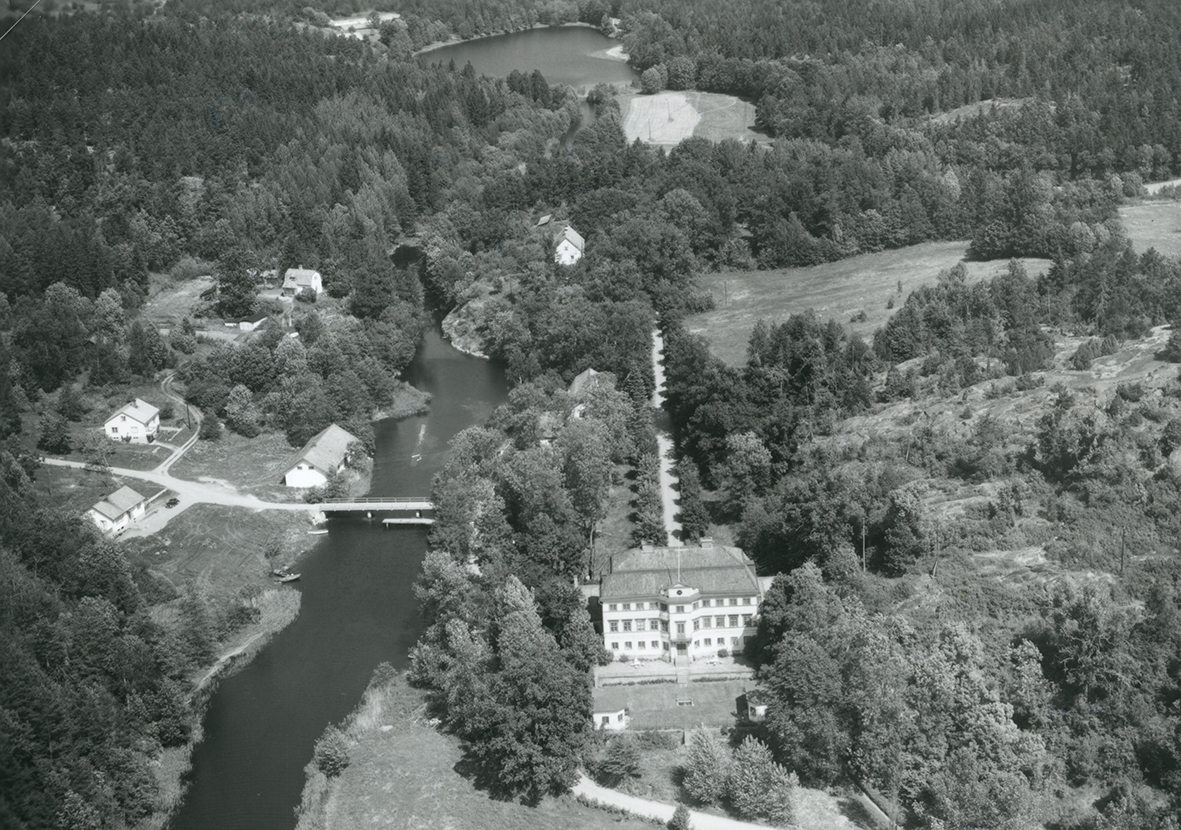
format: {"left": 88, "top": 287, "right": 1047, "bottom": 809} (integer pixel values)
{"left": 600, "top": 541, "right": 762, "bottom": 600}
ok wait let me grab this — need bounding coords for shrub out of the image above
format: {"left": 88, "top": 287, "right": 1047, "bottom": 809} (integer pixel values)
{"left": 717, "top": 648, "right": 728, "bottom": 658}
{"left": 1116, "top": 382, "right": 1144, "bottom": 402}
{"left": 313, "top": 725, "right": 351, "bottom": 778}
{"left": 198, "top": 412, "right": 221, "bottom": 440}
{"left": 668, "top": 804, "right": 693, "bottom": 830}
{"left": 37, "top": 411, "right": 71, "bottom": 454}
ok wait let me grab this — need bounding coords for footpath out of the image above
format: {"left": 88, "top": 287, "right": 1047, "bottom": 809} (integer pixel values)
{"left": 574, "top": 775, "right": 789, "bottom": 830}
{"left": 651, "top": 327, "right": 684, "bottom": 546}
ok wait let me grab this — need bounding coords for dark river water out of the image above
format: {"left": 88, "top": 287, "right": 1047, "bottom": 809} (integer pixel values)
{"left": 418, "top": 26, "right": 638, "bottom": 90}
{"left": 169, "top": 329, "right": 508, "bottom": 830}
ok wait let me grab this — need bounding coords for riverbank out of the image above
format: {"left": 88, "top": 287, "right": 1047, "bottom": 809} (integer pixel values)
{"left": 414, "top": 20, "right": 604, "bottom": 57}
{"left": 144, "top": 587, "right": 304, "bottom": 830}
{"left": 293, "top": 672, "right": 654, "bottom": 830}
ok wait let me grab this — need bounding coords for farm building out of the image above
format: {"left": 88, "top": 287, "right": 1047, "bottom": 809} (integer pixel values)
{"left": 282, "top": 267, "right": 323, "bottom": 297}
{"left": 234, "top": 312, "right": 269, "bottom": 332}
{"left": 282, "top": 423, "right": 360, "bottom": 488}
{"left": 88, "top": 486, "right": 148, "bottom": 535}
{"left": 592, "top": 687, "right": 630, "bottom": 731}
{"left": 598, "top": 539, "right": 773, "bottom": 663}
{"left": 104, "top": 399, "right": 160, "bottom": 443}
{"left": 553, "top": 225, "right": 585, "bottom": 265}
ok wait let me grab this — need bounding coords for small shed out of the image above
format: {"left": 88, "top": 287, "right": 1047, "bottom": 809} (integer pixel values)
{"left": 737, "top": 689, "right": 769, "bottom": 723}
{"left": 88, "top": 486, "right": 148, "bottom": 535}
{"left": 237, "top": 312, "right": 269, "bottom": 332}
{"left": 592, "top": 687, "right": 630, "bottom": 731}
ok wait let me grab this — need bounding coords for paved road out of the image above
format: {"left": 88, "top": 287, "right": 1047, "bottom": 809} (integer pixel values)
{"left": 574, "top": 775, "right": 790, "bottom": 830}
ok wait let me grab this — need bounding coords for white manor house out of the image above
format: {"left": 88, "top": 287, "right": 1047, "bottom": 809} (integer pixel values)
{"left": 597, "top": 540, "right": 773, "bottom": 663}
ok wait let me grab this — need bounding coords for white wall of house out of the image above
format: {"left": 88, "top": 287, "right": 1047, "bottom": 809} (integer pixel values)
{"left": 283, "top": 463, "right": 328, "bottom": 488}
{"left": 105, "top": 413, "right": 159, "bottom": 443}
{"left": 88, "top": 502, "right": 146, "bottom": 535}
{"left": 594, "top": 709, "right": 629, "bottom": 731}
{"left": 554, "top": 240, "right": 582, "bottom": 265}
{"left": 602, "top": 593, "right": 759, "bottom": 662}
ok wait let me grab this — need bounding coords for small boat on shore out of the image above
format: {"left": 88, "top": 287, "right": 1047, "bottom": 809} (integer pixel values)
{"left": 308, "top": 529, "right": 328, "bottom": 535}
{"left": 275, "top": 572, "right": 301, "bottom": 583}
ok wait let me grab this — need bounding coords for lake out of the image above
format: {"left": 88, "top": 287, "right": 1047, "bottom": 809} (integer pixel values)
{"left": 168, "top": 329, "right": 508, "bottom": 830}
{"left": 418, "top": 26, "right": 637, "bottom": 90}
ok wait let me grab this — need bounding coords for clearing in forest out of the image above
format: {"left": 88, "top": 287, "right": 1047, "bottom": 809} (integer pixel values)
{"left": 1119, "top": 200, "right": 1181, "bottom": 258}
{"left": 621, "top": 90, "right": 764, "bottom": 146}
{"left": 688, "top": 241, "right": 1052, "bottom": 366}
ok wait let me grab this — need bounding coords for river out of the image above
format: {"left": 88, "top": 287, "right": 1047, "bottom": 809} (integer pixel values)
{"left": 169, "top": 329, "right": 508, "bottom": 830}
{"left": 417, "top": 26, "right": 637, "bottom": 90}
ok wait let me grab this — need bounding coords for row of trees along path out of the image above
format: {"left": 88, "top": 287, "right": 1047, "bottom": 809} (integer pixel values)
{"left": 652, "top": 326, "right": 684, "bottom": 546}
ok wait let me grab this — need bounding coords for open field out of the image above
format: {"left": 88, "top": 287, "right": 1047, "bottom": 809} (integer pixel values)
{"left": 171, "top": 430, "right": 299, "bottom": 500}
{"left": 927, "top": 97, "right": 1035, "bottom": 126}
{"left": 171, "top": 429, "right": 299, "bottom": 500}
{"left": 141, "top": 274, "right": 215, "bottom": 332}
{"left": 621, "top": 90, "right": 764, "bottom": 147}
{"left": 1119, "top": 200, "right": 1181, "bottom": 257}
{"left": 121, "top": 503, "right": 316, "bottom": 596}
{"left": 295, "top": 676, "right": 655, "bottom": 830}
{"left": 688, "top": 242, "right": 1053, "bottom": 365}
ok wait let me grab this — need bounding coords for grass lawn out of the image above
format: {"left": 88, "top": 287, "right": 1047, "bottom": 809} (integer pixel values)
{"left": 170, "top": 430, "right": 299, "bottom": 500}
{"left": 593, "top": 466, "right": 636, "bottom": 574}
{"left": 140, "top": 273, "right": 215, "bottom": 332}
{"left": 611, "top": 679, "right": 749, "bottom": 731}
{"left": 621, "top": 90, "right": 764, "bottom": 147}
{"left": 296, "top": 676, "right": 654, "bottom": 830}
{"left": 688, "top": 242, "right": 1053, "bottom": 365}
{"left": 121, "top": 503, "right": 315, "bottom": 596}
{"left": 1119, "top": 200, "right": 1181, "bottom": 258}
{"left": 34, "top": 465, "right": 129, "bottom": 515}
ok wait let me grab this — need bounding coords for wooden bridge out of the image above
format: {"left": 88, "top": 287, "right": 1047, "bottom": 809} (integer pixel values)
{"left": 318, "top": 497, "right": 435, "bottom": 525}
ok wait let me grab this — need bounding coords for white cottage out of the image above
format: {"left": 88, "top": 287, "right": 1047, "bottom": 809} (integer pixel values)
{"left": 104, "top": 399, "right": 160, "bottom": 443}
{"left": 592, "top": 687, "right": 630, "bottom": 731}
{"left": 282, "top": 267, "right": 324, "bottom": 297}
{"left": 88, "top": 486, "right": 147, "bottom": 535}
{"left": 282, "top": 424, "right": 360, "bottom": 488}
{"left": 553, "top": 225, "right": 585, "bottom": 266}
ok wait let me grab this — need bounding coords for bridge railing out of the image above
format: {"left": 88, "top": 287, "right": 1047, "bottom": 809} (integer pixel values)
{"left": 320, "top": 496, "right": 431, "bottom": 505}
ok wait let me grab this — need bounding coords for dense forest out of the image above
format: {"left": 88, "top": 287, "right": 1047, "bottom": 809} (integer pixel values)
{"left": 4, "top": 0, "right": 1181, "bottom": 827}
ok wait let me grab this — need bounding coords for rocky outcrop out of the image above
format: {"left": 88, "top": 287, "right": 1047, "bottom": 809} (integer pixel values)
{"left": 441, "top": 297, "right": 490, "bottom": 359}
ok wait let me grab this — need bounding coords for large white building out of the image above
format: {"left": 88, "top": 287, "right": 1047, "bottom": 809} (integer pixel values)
{"left": 104, "top": 399, "right": 160, "bottom": 443}
{"left": 598, "top": 540, "right": 771, "bottom": 663}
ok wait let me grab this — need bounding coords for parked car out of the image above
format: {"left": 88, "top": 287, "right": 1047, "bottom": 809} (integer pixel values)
{"left": 165, "top": 497, "right": 179, "bottom": 508}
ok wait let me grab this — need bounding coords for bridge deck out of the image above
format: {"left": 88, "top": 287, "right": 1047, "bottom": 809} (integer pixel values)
{"left": 319, "top": 498, "right": 433, "bottom": 512}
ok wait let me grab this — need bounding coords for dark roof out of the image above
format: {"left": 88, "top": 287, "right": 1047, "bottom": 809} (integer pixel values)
{"left": 601, "top": 543, "right": 762, "bottom": 601}
{"left": 593, "top": 686, "right": 631, "bottom": 713}
{"left": 240, "top": 312, "right": 269, "bottom": 324}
